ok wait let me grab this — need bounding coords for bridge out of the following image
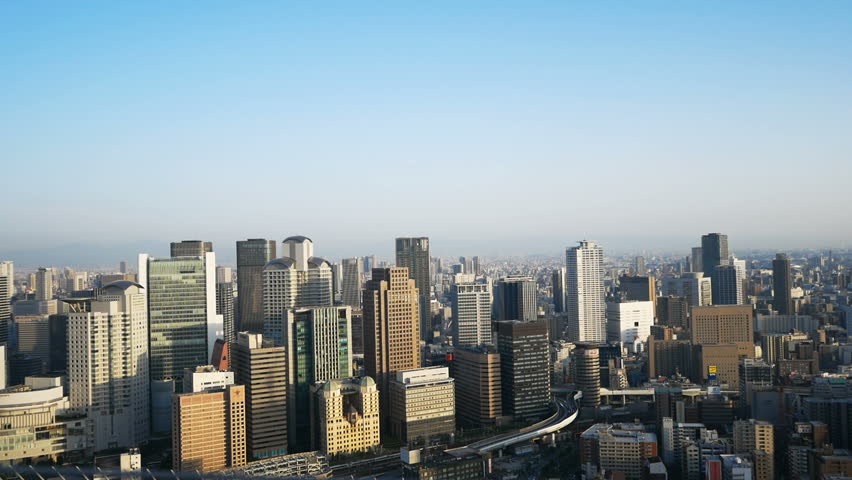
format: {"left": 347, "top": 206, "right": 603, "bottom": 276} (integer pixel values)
{"left": 449, "top": 390, "right": 582, "bottom": 455}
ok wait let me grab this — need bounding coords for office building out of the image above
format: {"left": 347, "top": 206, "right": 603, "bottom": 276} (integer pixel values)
{"left": 566, "top": 240, "right": 606, "bottom": 342}
{"left": 690, "top": 305, "right": 752, "bottom": 345}
{"left": 733, "top": 419, "right": 773, "bottom": 480}
{"left": 139, "top": 252, "right": 219, "bottom": 403}
{"left": 389, "top": 367, "right": 455, "bottom": 443}
{"left": 606, "top": 301, "right": 654, "bottom": 352}
{"left": 690, "top": 247, "right": 703, "bottom": 273}
{"left": 231, "top": 332, "right": 287, "bottom": 459}
{"left": 183, "top": 365, "right": 235, "bottom": 393}
{"left": 580, "top": 423, "right": 658, "bottom": 480}
{"left": 217, "top": 281, "right": 236, "bottom": 344}
{"left": 754, "top": 314, "right": 818, "bottom": 335}
{"left": 493, "top": 276, "right": 537, "bottom": 323}
{"left": 574, "top": 342, "right": 601, "bottom": 409}
{"left": 660, "top": 418, "right": 707, "bottom": 471}
{"left": 0, "top": 375, "right": 88, "bottom": 463}
{"left": 48, "top": 313, "right": 68, "bottom": 372}
{"left": 14, "top": 315, "right": 50, "bottom": 370}
{"left": 316, "top": 377, "right": 380, "bottom": 455}
{"left": 171, "top": 240, "right": 213, "bottom": 257}
{"left": 552, "top": 267, "right": 567, "bottom": 313}
{"left": 0, "top": 269, "right": 9, "bottom": 344}
{"left": 363, "top": 267, "right": 421, "bottom": 412}
{"left": 692, "top": 343, "right": 755, "bottom": 388}
{"left": 713, "top": 265, "right": 743, "bottom": 305}
{"left": 738, "top": 359, "right": 772, "bottom": 415}
{"left": 341, "top": 257, "right": 364, "bottom": 309}
{"left": 451, "top": 346, "right": 502, "bottom": 428}
{"left": 35, "top": 267, "right": 53, "bottom": 301}
{"left": 283, "top": 306, "right": 352, "bottom": 453}
{"left": 662, "top": 273, "right": 712, "bottom": 308}
{"left": 772, "top": 254, "right": 793, "bottom": 314}
{"left": 236, "top": 239, "right": 277, "bottom": 333}
{"left": 701, "top": 233, "right": 729, "bottom": 274}
{"left": 0, "top": 261, "right": 14, "bottom": 299}
{"left": 648, "top": 337, "right": 693, "bottom": 379}
{"left": 172, "top": 384, "right": 246, "bottom": 472}
{"left": 451, "top": 283, "right": 492, "bottom": 347}
{"left": 395, "top": 237, "right": 431, "bottom": 342}
{"left": 67, "top": 280, "right": 150, "bottom": 451}
{"left": 262, "top": 236, "right": 333, "bottom": 346}
{"left": 620, "top": 275, "right": 657, "bottom": 307}
{"left": 657, "top": 296, "right": 688, "bottom": 329}
{"left": 496, "top": 320, "right": 550, "bottom": 421}
{"left": 804, "top": 376, "right": 852, "bottom": 449}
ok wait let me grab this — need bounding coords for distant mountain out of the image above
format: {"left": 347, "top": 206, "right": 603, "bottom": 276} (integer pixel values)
{"left": 0, "top": 242, "right": 172, "bottom": 269}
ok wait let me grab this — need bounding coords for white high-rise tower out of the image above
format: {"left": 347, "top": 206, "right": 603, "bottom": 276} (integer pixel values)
{"left": 566, "top": 240, "right": 606, "bottom": 342}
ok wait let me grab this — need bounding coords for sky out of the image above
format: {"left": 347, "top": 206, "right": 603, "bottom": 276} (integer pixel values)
{"left": 2, "top": 2, "right": 851, "bottom": 264}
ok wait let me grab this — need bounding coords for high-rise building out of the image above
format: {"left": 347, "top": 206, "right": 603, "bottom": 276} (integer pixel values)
{"left": 139, "top": 252, "right": 218, "bottom": 393}
{"left": 701, "top": 234, "right": 729, "bottom": 275}
{"left": 580, "top": 423, "right": 658, "bottom": 480}
{"left": 0, "top": 264, "right": 11, "bottom": 345}
{"left": 170, "top": 240, "right": 213, "bottom": 257}
{"left": 690, "top": 305, "right": 752, "bottom": 345}
{"left": 552, "top": 267, "right": 567, "bottom": 313}
{"left": 183, "top": 365, "right": 235, "bottom": 393}
{"left": 35, "top": 267, "right": 53, "bottom": 301}
{"left": 496, "top": 320, "right": 550, "bottom": 421}
{"left": 606, "top": 301, "right": 654, "bottom": 352}
{"left": 283, "top": 306, "right": 352, "bottom": 453}
{"left": 389, "top": 367, "right": 455, "bottom": 443}
{"left": 657, "top": 296, "right": 688, "bottom": 328}
{"left": 67, "top": 280, "right": 150, "bottom": 451}
{"left": 733, "top": 419, "right": 773, "bottom": 480}
{"left": 341, "top": 257, "right": 364, "bottom": 309}
{"left": 691, "top": 248, "right": 703, "bottom": 273}
{"left": 172, "top": 384, "right": 246, "bottom": 472}
{"left": 713, "top": 265, "right": 743, "bottom": 305}
{"left": 316, "top": 377, "right": 380, "bottom": 455}
{"left": 574, "top": 342, "right": 601, "bottom": 409}
{"left": 634, "top": 256, "right": 647, "bottom": 275}
{"left": 772, "top": 254, "right": 793, "bottom": 315}
{"left": 451, "top": 346, "right": 502, "bottom": 427}
{"left": 48, "top": 313, "right": 68, "bottom": 372}
{"left": 493, "top": 276, "right": 537, "bottom": 323}
{"left": 451, "top": 283, "right": 492, "bottom": 347}
{"left": 566, "top": 240, "right": 606, "bottom": 342}
{"left": 119, "top": 261, "right": 127, "bottom": 274}
{"left": 0, "top": 261, "right": 14, "bottom": 299}
{"left": 472, "top": 256, "right": 482, "bottom": 276}
{"left": 262, "top": 236, "right": 333, "bottom": 346}
{"left": 363, "top": 267, "right": 421, "bottom": 413}
{"left": 217, "top": 281, "right": 236, "bottom": 344}
{"left": 13, "top": 315, "right": 49, "bottom": 371}
{"left": 395, "top": 237, "right": 431, "bottom": 342}
{"left": 648, "top": 337, "right": 693, "bottom": 378}
{"left": 231, "top": 332, "right": 287, "bottom": 459}
{"left": 620, "top": 275, "right": 656, "bottom": 306}
{"left": 692, "top": 343, "right": 755, "bottom": 388}
{"left": 662, "top": 273, "right": 712, "bottom": 308}
{"left": 738, "top": 359, "right": 772, "bottom": 416}
{"left": 236, "top": 239, "right": 277, "bottom": 333}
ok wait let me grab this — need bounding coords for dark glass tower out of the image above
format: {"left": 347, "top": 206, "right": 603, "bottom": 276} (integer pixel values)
{"left": 772, "top": 253, "right": 793, "bottom": 314}
{"left": 236, "top": 239, "right": 277, "bottom": 333}
{"left": 395, "top": 237, "right": 431, "bottom": 342}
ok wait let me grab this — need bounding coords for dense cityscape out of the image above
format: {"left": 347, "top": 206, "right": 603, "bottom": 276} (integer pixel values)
{"left": 1, "top": 234, "right": 852, "bottom": 479}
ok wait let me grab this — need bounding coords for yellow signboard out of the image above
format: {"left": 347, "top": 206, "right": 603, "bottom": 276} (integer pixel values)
{"left": 708, "top": 365, "right": 717, "bottom": 374}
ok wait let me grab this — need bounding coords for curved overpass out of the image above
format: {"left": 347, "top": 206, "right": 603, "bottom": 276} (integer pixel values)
{"left": 461, "top": 390, "right": 582, "bottom": 454}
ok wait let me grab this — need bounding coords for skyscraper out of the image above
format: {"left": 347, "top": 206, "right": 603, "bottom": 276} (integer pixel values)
{"left": 552, "top": 267, "right": 567, "bottom": 313}
{"left": 67, "top": 281, "right": 150, "bottom": 451}
{"left": 494, "top": 276, "right": 537, "bottom": 322}
{"left": 341, "top": 257, "right": 364, "bottom": 309}
{"left": 662, "top": 273, "right": 712, "bottom": 308}
{"left": 395, "top": 237, "right": 431, "bottom": 342}
{"left": 566, "top": 240, "right": 606, "bottom": 342}
{"left": 236, "top": 239, "right": 277, "bottom": 333}
{"left": 217, "top": 280, "right": 236, "bottom": 345}
{"left": 713, "top": 265, "right": 743, "bottom": 305}
{"left": 262, "top": 236, "right": 333, "bottom": 346}
{"left": 772, "top": 253, "right": 793, "bottom": 314}
{"left": 171, "top": 240, "right": 213, "bottom": 257}
{"left": 35, "top": 267, "right": 53, "bottom": 301}
{"left": 362, "top": 267, "right": 421, "bottom": 417}
{"left": 451, "top": 282, "right": 492, "bottom": 347}
{"left": 656, "top": 296, "right": 688, "bottom": 328}
{"left": 0, "top": 270, "right": 9, "bottom": 345}
{"left": 389, "top": 366, "right": 455, "bottom": 443}
{"left": 231, "top": 332, "right": 287, "bottom": 459}
{"left": 690, "top": 305, "right": 752, "bottom": 345}
{"left": 691, "top": 247, "right": 703, "bottom": 273}
{"left": 172, "top": 384, "right": 247, "bottom": 472}
{"left": 283, "top": 306, "right": 352, "bottom": 453}
{"left": 0, "top": 261, "right": 14, "bottom": 300}
{"left": 496, "top": 320, "right": 550, "bottom": 422}
{"left": 733, "top": 419, "right": 774, "bottom": 480}
{"left": 139, "top": 252, "right": 218, "bottom": 390}
{"left": 451, "top": 346, "right": 502, "bottom": 428}
{"left": 620, "top": 275, "right": 657, "bottom": 307}
{"left": 316, "top": 377, "right": 381, "bottom": 455}
{"left": 702, "top": 233, "right": 729, "bottom": 304}
{"left": 574, "top": 342, "right": 601, "bottom": 409}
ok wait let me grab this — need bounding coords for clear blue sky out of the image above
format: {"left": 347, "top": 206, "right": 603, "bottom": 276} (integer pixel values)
{"left": 2, "top": 2, "right": 851, "bottom": 262}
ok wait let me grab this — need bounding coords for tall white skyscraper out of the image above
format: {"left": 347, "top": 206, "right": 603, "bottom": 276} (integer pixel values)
{"left": 0, "top": 261, "right": 14, "bottom": 299}
{"left": 451, "top": 282, "right": 492, "bottom": 346}
{"left": 566, "top": 240, "right": 606, "bottom": 342}
{"left": 68, "top": 280, "right": 150, "bottom": 451}
{"left": 262, "top": 236, "right": 333, "bottom": 346}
